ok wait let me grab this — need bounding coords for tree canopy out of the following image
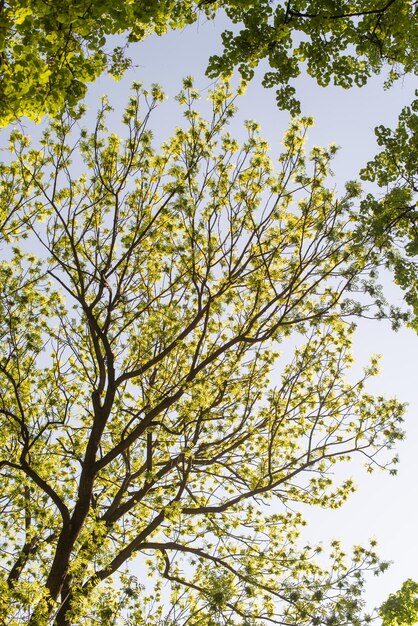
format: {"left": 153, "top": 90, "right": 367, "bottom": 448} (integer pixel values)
{"left": 1, "top": 0, "right": 417, "bottom": 622}
{"left": 359, "top": 93, "right": 418, "bottom": 332}
{"left": 0, "top": 81, "right": 405, "bottom": 625}
{"left": 379, "top": 579, "right": 418, "bottom": 626}
{"left": 1, "top": 0, "right": 418, "bottom": 125}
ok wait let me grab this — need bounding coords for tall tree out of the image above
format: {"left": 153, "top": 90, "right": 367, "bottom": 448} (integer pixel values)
{"left": 1, "top": 0, "right": 417, "bottom": 125}
{"left": 0, "top": 80, "right": 404, "bottom": 625}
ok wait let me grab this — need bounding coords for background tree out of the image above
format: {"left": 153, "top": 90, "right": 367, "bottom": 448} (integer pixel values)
{"left": 0, "top": 80, "right": 404, "bottom": 625}
{"left": 379, "top": 579, "right": 418, "bottom": 626}
{"left": 1, "top": 0, "right": 417, "bottom": 125}
{"left": 360, "top": 94, "right": 418, "bottom": 328}
{"left": 206, "top": 0, "right": 418, "bottom": 113}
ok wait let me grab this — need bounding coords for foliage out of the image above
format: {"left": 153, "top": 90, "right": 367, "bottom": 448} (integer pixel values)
{"left": 0, "top": 81, "right": 405, "bottom": 625}
{"left": 359, "top": 93, "right": 418, "bottom": 329}
{"left": 0, "top": 0, "right": 206, "bottom": 126}
{"left": 1, "top": 0, "right": 418, "bottom": 125}
{"left": 207, "top": 0, "right": 418, "bottom": 114}
{"left": 380, "top": 579, "right": 418, "bottom": 626}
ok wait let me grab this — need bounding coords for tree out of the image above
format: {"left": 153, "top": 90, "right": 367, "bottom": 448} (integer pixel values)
{"left": 379, "top": 579, "right": 418, "bottom": 626}
{"left": 0, "top": 0, "right": 205, "bottom": 127}
{"left": 359, "top": 94, "right": 418, "bottom": 331}
{"left": 1, "top": 0, "right": 418, "bottom": 125}
{"left": 0, "top": 79, "right": 404, "bottom": 625}
{"left": 206, "top": 0, "right": 418, "bottom": 114}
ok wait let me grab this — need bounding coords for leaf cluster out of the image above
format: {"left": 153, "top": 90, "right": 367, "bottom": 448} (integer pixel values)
{"left": 380, "top": 579, "right": 418, "bottom": 626}
{"left": 1, "top": 0, "right": 418, "bottom": 124}
{"left": 359, "top": 92, "right": 418, "bottom": 329}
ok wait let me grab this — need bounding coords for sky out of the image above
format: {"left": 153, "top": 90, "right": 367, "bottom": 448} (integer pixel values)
{"left": 3, "top": 7, "right": 418, "bottom": 616}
